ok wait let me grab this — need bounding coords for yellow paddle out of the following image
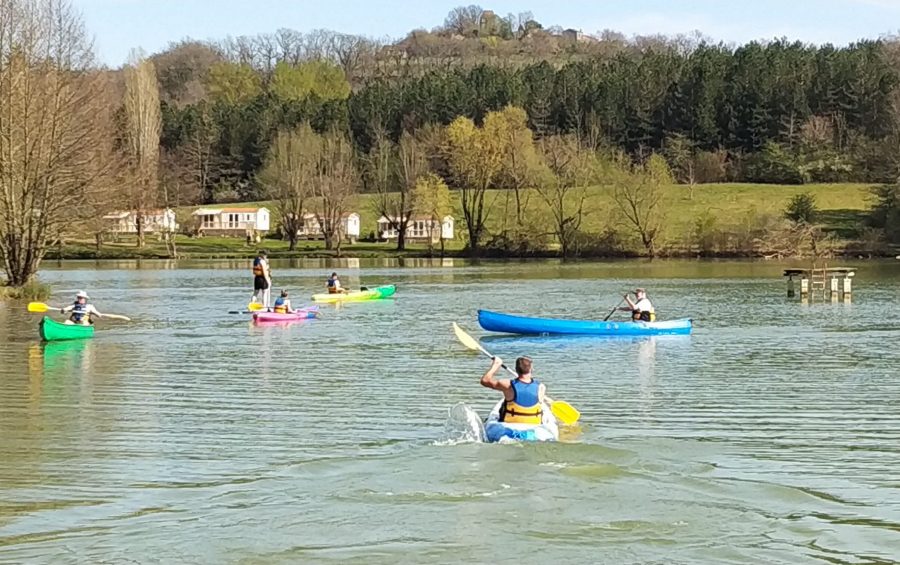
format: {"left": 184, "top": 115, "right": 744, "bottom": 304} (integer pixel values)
{"left": 27, "top": 301, "right": 131, "bottom": 321}
{"left": 452, "top": 322, "right": 581, "bottom": 425}
{"left": 27, "top": 302, "right": 62, "bottom": 313}
{"left": 247, "top": 301, "right": 266, "bottom": 311}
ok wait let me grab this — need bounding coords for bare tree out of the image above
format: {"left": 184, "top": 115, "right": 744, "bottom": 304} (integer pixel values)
{"left": 613, "top": 154, "right": 673, "bottom": 257}
{"left": 312, "top": 130, "right": 359, "bottom": 253}
{"left": 260, "top": 123, "right": 319, "bottom": 251}
{"left": 442, "top": 5, "right": 484, "bottom": 36}
{"left": 369, "top": 131, "right": 426, "bottom": 250}
{"left": 0, "top": 0, "right": 116, "bottom": 286}
{"left": 123, "top": 49, "right": 162, "bottom": 248}
{"left": 536, "top": 135, "right": 597, "bottom": 258}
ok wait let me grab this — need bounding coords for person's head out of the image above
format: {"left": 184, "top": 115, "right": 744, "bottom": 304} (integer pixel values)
{"left": 258, "top": 249, "right": 267, "bottom": 257}
{"left": 331, "top": 272, "right": 338, "bottom": 278}
{"left": 75, "top": 290, "right": 89, "bottom": 303}
{"left": 515, "top": 356, "right": 533, "bottom": 376}
{"left": 635, "top": 288, "right": 646, "bottom": 299}
{"left": 280, "top": 290, "right": 288, "bottom": 298}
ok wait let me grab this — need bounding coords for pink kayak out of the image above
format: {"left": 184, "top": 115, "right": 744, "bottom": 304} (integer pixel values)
{"left": 252, "top": 307, "right": 319, "bottom": 323}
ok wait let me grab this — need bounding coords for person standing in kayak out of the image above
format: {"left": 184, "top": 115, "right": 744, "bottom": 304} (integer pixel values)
{"left": 480, "top": 356, "right": 547, "bottom": 424}
{"left": 251, "top": 250, "right": 272, "bottom": 307}
{"left": 620, "top": 288, "right": 656, "bottom": 322}
{"left": 59, "top": 291, "right": 104, "bottom": 325}
{"left": 326, "top": 272, "right": 347, "bottom": 294}
{"left": 272, "top": 290, "right": 294, "bottom": 314}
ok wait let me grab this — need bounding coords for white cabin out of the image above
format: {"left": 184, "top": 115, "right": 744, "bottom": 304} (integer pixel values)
{"left": 103, "top": 208, "right": 177, "bottom": 234}
{"left": 192, "top": 207, "right": 270, "bottom": 237}
{"left": 298, "top": 212, "right": 360, "bottom": 243}
{"left": 377, "top": 215, "right": 454, "bottom": 243}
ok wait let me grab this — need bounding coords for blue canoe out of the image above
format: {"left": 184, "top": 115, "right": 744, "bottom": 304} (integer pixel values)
{"left": 478, "top": 309, "right": 693, "bottom": 336}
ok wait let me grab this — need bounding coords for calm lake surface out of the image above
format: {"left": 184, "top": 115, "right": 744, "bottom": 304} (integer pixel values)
{"left": 1, "top": 259, "right": 898, "bottom": 564}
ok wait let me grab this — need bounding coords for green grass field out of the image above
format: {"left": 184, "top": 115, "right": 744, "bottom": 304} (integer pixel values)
{"left": 56, "top": 182, "right": 878, "bottom": 259}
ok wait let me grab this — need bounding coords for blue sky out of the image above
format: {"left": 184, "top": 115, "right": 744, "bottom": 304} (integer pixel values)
{"left": 76, "top": 0, "right": 900, "bottom": 66}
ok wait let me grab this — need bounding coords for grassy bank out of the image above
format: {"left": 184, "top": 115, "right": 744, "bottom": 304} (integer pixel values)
{"left": 52, "top": 182, "right": 884, "bottom": 260}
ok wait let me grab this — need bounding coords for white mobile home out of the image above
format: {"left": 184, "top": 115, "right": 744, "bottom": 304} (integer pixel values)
{"left": 297, "top": 212, "right": 360, "bottom": 243}
{"left": 191, "top": 207, "right": 270, "bottom": 237}
{"left": 103, "top": 208, "right": 177, "bottom": 234}
{"left": 377, "top": 215, "right": 454, "bottom": 243}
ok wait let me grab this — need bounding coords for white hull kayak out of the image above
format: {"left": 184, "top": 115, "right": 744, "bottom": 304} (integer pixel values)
{"left": 483, "top": 400, "right": 559, "bottom": 443}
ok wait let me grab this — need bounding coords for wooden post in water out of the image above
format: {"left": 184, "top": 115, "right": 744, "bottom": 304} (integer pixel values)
{"left": 843, "top": 276, "right": 852, "bottom": 296}
{"left": 786, "top": 274, "right": 795, "bottom": 297}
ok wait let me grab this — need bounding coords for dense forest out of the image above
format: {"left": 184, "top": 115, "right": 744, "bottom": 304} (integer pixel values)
{"left": 152, "top": 6, "right": 900, "bottom": 206}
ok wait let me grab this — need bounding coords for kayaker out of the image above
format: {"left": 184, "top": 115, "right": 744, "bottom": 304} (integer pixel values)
{"left": 272, "top": 290, "right": 294, "bottom": 314}
{"left": 327, "top": 272, "right": 347, "bottom": 294}
{"left": 480, "top": 356, "right": 548, "bottom": 424}
{"left": 620, "top": 288, "right": 656, "bottom": 322}
{"left": 252, "top": 250, "right": 272, "bottom": 307}
{"left": 59, "top": 291, "right": 104, "bottom": 325}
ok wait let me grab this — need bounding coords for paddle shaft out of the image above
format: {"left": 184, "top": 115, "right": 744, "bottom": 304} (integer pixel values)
{"left": 603, "top": 297, "right": 626, "bottom": 321}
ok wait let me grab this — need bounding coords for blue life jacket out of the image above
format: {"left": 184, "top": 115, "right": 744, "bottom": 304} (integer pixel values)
{"left": 501, "top": 378, "right": 543, "bottom": 424}
{"left": 327, "top": 277, "right": 337, "bottom": 288}
{"left": 70, "top": 301, "right": 89, "bottom": 323}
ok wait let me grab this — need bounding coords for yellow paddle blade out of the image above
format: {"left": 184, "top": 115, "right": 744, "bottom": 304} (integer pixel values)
{"left": 27, "top": 302, "right": 50, "bottom": 313}
{"left": 551, "top": 401, "right": 580, "bottom": 425}
{"left": 452, "top": 322, "right": 485, "bottom": 354}
{"left": 247, "top": 302, "right": 265, "bottom": 312}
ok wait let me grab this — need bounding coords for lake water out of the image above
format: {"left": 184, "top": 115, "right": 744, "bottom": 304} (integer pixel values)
{"left": 1, "top": 259, "right": 898, "bottom": 564}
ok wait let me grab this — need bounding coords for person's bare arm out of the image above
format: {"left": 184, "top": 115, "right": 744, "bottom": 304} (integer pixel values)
{"left": 480, "top": 357, "right": 513, "bottom": 398}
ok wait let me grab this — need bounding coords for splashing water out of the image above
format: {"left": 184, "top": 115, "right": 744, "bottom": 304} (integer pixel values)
{"left": 438, "top": 402, "right": 485, "bottom": 444}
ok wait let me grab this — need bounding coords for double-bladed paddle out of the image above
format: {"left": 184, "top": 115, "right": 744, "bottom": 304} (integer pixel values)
{"left": 451, "top": 322, "right": 581, "bottom": 425}
{"left": 27, "top": 301, "right": 131, "bottom": 321}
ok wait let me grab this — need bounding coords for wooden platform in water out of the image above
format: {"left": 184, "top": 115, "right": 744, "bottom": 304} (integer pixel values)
{"left": 783, "top": 267, "right": 856, "bottom": 277}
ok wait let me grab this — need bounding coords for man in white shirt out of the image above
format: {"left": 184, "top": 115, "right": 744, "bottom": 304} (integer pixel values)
{"left": 622, "top": 288, "right": 656, "bottom": 322}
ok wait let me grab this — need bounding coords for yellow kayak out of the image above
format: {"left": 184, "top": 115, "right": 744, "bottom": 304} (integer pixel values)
{"left": 311, "top": 285, "right": 396, "bottom": 303}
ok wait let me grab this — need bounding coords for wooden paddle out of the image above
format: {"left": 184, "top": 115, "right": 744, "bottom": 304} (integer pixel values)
{"left": 27, "top": 302, "right": 131, "bottom": 321}
{"left": 452, "top": 322, "right": 581, "bottom": 425}
{"left": 602, "top": 297, "right": 626, "bottom": 321}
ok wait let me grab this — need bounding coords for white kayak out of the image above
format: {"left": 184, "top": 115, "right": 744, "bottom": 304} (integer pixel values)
{"left": 483, "top": 399, "right": 559, "bottom": 443}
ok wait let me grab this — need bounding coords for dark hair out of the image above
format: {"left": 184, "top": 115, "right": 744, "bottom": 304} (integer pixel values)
{"left": 331, "top": 272, "right": 338, "bottom": 277}
{"left": 515, "top": 356, "right": 532, "bottom": 375}
{"left": 281, "top": 290, "right": 288, "bottom": 297}
{"left": 259, "top": 249, "right": 267, "bottom": 256}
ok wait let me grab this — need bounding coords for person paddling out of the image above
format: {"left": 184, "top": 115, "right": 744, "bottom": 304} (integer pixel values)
{"left": 272, "top": 290, "right": 294, "bottom": 314}
{"left": 59, "top": 291, "right": 104, "bottom": 326}
{"left": 480, "top": 356, "right": 551, "bottom": 425}
{"left": 251, "top": 250, "right": 272, "bottom": 307}
{"left": 620, "top": 288, "right": 656, "bottom": 322}
{"left": 326, "top": 272, "right": 347, "bottom": 294}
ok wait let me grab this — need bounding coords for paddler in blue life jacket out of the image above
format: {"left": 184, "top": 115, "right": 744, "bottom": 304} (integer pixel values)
{"left": 480, "top": 356, "right": 548, "bottom": 425}
{"left": 620, "top": 287, "right": 656, "bottom": 322}
{"left": 59, "top": 290, "right": 104, "bottom": 325}
{"left": 272, "top": 290, "right": 294, "bottom": 314}
{"left": 326, "top": 272, "right": 348, "bottom": 294}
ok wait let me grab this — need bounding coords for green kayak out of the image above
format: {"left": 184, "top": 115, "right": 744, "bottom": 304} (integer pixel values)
{"left": 39, "top": 317, "right": 95, "bottom": 341}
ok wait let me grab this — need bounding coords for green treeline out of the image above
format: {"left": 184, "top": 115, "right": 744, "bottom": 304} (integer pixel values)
{"left": 157, "top": 29, "right": 900, "bottom": 206}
